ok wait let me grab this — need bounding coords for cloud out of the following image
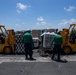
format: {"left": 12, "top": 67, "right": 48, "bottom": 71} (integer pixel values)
{"left": 37, "top": 16, "right": 47, "bottom": 26}
{"left": 64, "top": 6, "right": 75, "bottom": 12}
{"left": 58, "top": 18, "right": 76, "bottom": 26}
{"left": 58, "top": 18, "right": 76, "bottom": 30}
{"left": 58, "top": 20, "right": 68, "bottom": 26}
{"left": 17, "top": 3, "right": 30, "bottom": 10}
{"left": 41, "top": 21, "right": 47, "bottom": 25}
{"left": 16, "top": 3, "right": 31, "bottom": 13}
{"left": 15, "top": 23, "right": 27, "bottom": 31}
{"left": 33, "top": 16, "right": 48, "bottom": 29}
{"left": 17, "top": 10, "right": 21, "bottom": 13}
{"left": 36, "top": 22, "right": 40, "bottom": 26}
{"left": 36, "top": 21, "right": 47, "bottom": 26}
{"left": 37, "top": 16, "right": 44, "bottom": 21}
{"left": 15, "top": 24, "right": 21, "bottom": 28}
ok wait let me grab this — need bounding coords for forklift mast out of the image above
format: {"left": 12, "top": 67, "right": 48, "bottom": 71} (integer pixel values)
{"left": 0, "top": 25, "right": 15, "bottom": 54}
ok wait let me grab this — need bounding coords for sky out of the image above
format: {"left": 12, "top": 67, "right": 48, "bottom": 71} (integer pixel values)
{"left": 0, "top": 0, "right": 76, "bottom": 31}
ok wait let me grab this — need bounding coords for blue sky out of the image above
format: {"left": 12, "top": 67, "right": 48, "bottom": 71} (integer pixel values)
{"left": 0, "top": 0, "right": 76, "bottom": 31}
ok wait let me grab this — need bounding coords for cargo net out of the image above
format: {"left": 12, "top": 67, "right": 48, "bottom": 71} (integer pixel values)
{"left": 15, "top": 32, "right": 25, "bottom": 54}
{"left": 15, "top": 43, "right": 25, "bottom": 54}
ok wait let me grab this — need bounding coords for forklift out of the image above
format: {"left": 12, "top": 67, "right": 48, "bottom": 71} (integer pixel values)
{"left": 0, "top": 25, "right": 15, "bottom": 54}
{"left": 39, "top": 24, "right": 76, "bottom": 55}
{"left": 61, "top": 24, "right": 76, "bottom": 54}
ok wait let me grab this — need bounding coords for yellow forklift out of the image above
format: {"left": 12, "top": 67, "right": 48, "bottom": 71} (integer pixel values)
{"left": 61, "top": 24, "right": 76, "bottom": 54}
{"left": 0, "top": 25, "right": 15, "bottom": 54}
